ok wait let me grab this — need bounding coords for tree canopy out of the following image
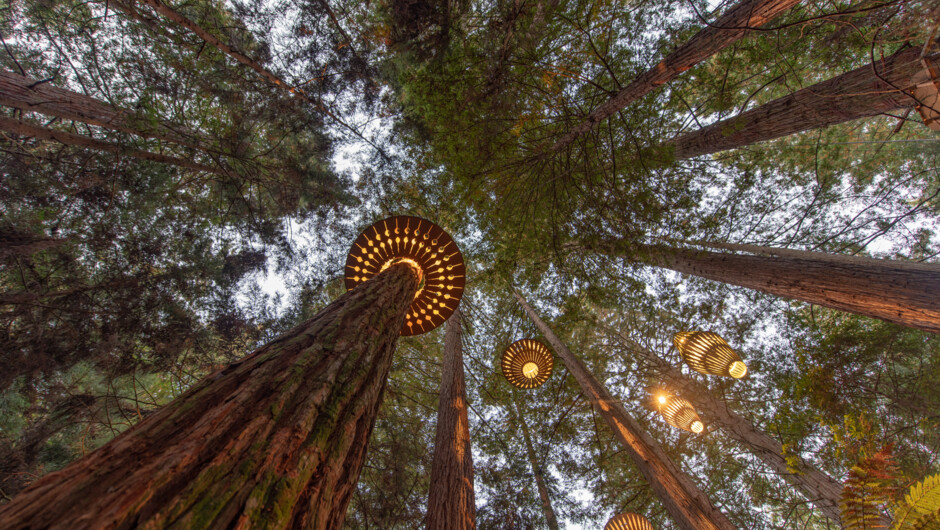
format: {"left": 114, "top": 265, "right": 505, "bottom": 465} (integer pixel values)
{"left": 1, "top": 0, "right": 938, "bottom": 526}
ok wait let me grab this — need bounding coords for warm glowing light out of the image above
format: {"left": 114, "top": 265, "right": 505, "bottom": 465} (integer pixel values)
{"left": 674, "top": 331, "right": 748, "bottom": 379}
{"left": 729, "top": 360, "right": 747, "bottom": 379}
{"left": 656, "top": 393, "right": 705, "bottom": 434}
{"left": 501, "top": 339, "right": 553, "bottom": 389}
{"left": 345, "top": 216, "right": 465, "bottom": 336}
{"left": 522, "top": 362, "right": 539, "bottom": 379}
{"left": 604, "top": 512, "right": 655, "bottom": 530}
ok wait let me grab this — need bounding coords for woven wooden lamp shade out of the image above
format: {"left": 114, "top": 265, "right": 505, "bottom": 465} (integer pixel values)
{"left": 656, "top": 393, "right": 704, "bottom": 434}
{"left": 673, "top": 331, "right": 747, "bottom": 379}
{"left": 604, "top": 512, "right": 656, "bottom": 530}
{"left": 345, "top": 216, "right": 465, "bottom": 336}
{"left": 501, "top": 339, "right": 553, "bottom": 389}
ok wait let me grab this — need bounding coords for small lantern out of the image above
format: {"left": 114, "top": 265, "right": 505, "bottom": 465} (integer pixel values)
{"left": 673, "top": 331, "right": 747, "bottom": 379}
{"left": 345, "top": 216, "right": 465, "bottom": 336}
{"left": 655, "top": 393, "right": 704, "bottom": 434}
{"left": 501, "top": 339, "right": 553, "bottom": 389}
{"left": 605, "top": 512, "right": 656, "bottom": 530}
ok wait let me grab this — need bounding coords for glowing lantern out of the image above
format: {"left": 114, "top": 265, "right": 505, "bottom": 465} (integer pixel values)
{"left": 501, "top": 339, "right": 553, "bottom": 389}
{"left": 345, "top": 216, "right": 465, "bottom": 336}
{"left": 605, "top": 512, "right": 656, "bottom": 530}
{"left": 673, "top": 331, "right": 747, "bottom": 379}
{"left": 655, "top": 393, "right": 704, "bottom": 434}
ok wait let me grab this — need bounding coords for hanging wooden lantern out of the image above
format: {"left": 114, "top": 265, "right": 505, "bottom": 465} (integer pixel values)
{"left": 501, "top": 339, "right": 553, "bottom": 389}
{"left": 655, "top": 393, "right": 704, "bottom": 434}
{"left": 345, "top": 216, "right": 465, "bottom": 336}
{"left": 673, "top": 331, "right": 747, "bottom": 379}
{"left": 605, "top": 512, "right": 656, "bottom": 530}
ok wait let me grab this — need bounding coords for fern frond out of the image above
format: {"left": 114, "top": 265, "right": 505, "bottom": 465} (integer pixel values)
{"left": 893, "top": 474, "right": 940, "bottom": 530}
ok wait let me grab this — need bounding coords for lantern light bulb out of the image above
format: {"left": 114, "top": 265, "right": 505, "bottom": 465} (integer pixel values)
{"left": 729, "top": 361, "right": 747, "bottom": 379}
{"left": 657, "top": 395, "right": 667, "bottom": 404}
{"left": 522, "top": 362, "right": 539, "bottom": 379}
{"left": 691, "top": 421, "right": 704, "bottom": 434}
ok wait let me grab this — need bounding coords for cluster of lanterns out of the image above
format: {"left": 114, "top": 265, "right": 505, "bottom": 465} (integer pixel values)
{"left": 348, "top": 217, "right": 749, "bottom": 528}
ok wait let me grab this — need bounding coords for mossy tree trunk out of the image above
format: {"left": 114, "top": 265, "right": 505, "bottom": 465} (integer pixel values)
{"left": 426, "top": 308, "right": 476, "bottom": 530}
{"left": 632, "top": 242, "right": 940, "bottom": 333}
{"left": 513, "top": 290, "right": 738, "bottom": 530}
{"left": 512, "top": 398, "right": 560, "bottom": 530}
{"left": 672, "top": 47, "right": 937, "bottom": 159}
{"left": 0, "top": 263, "right": 419, "bottom": 529}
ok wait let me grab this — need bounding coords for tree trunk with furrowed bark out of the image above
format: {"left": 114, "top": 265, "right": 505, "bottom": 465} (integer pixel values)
{"left": 0, "top": 70, "right": 204, "bottom": 150}
{"left": 513, "top": 289, "right": 738, "bottom": 530}
{"left": 0, "top": 263, "right": 419, "bottom": 529}
{"left": 626, "top": 241, "right": 940, "bottom": 333}
{"left": 604, "top": 328, "right": 843, "bottom": 522}
{"left": 512, "top": 398, "right": 560, "bottom": 530}
{"left": 672, "top": 46, "right": 938, "bottom": 159}
{"left": 549, "top": 0, "right": 799, "bottom": 153}
{"left": 426, "top": 309, "right": 476, "bottom": 530}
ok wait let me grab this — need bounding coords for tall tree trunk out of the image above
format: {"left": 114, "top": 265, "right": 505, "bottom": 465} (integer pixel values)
{"left": 620, "top": 241, "right": 940, "bottom": 333}
{"left": 426, "top": 309, "right": 476, "bottom": 530}
{"left": 0, "top": 116, "right": 223, "bottom": 175}
{"left": 602, "top": 325, "right": 843, "bottom": 522}
{"left": 512, "top": 397, "right": 560, "bottom": 530}
{"left": 549, "top": 0, "right": 799, "bottom": 153}
{"left": 513, "top": 289, "right": 738, "bottom": 530}
{"left": 0, "top": 263, "right": 420, "bottom": 529}
{"left": 672, "top": 46, "right": 937, "bottom": 159}
{"left": 0, "top": 71, "right": 205, "bottom": 150}
{"left": 0, "top": 226, "right": 63, "bottom": 259}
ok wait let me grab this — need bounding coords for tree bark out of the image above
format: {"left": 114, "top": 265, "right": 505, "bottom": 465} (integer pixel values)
{"left": 672, "top": 46, "right": 937, "bottom": 159}
{"left": 513, "top": 289, "right": 738, "bottom": 530}
{"left": 426, "top": 309, "right": 476, "bottom": 530}
{"left": 603, "top": 326, "right": 843, "bottom": 522}
{"left": 0, "top": 116, "right": 223, "bottom": 175}
{"left": 629, "top": 242, "right": 940, "bottom": 333}
{"left": 512, "top": 398, "right": 560, "bottom": 530}
{"left": 0, "top": 262, "right": 420, "bottom": 529}
{"left": 550, "top": 0, "right": 799, "bottom": 153}
{"left": 0, "top": 71, "right": 204, "bottom": 150}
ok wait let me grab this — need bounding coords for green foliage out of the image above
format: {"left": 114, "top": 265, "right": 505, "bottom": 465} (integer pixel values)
{"left": 893, "top": 474, "right": 940, "bottom": 530}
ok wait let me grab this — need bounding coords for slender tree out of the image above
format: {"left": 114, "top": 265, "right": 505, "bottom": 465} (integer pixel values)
{"left": 671, "top": 46, "right": 939, "bottom": 159}
{"left": 549, "top": 0, "right": 801, "bottom": 153}
{"left": 513, "top": 289, "right": 738, "bottom": 530}
{"left": 512, "top": 397, "right": 561, "bottom": 530}
{"left": 0, "top": 262, "right": 420, "bottom": 528}
{"left": 0, "top": 115, "right": 223, "bottom": 174}
{"left": 588, "top": 241, "right": 940, "bottom": 333}
{"left": 426, "top": 308, "right": 477, "bottom": 530}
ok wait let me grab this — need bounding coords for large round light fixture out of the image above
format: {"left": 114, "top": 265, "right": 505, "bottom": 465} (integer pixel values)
{"left": 673, "top": 331, "right": 747, "bottom": 379}
{"left": 656, "top": 393, "right": 704, "bottom": 434}
{"left": 345, "top": 216, "right": 465, "bottom": 336}
{"left": 501, "top": 339, "right": 553, "bottom": 389}
{"left": 605, "top": 512, "right": 656, "bottom": 530}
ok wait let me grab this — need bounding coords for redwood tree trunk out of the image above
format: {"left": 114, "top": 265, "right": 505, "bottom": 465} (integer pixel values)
{"left": 672, "top": 46, "right": 936, "bottom": 159}
{"left": 607, "top": 330, "right": 843, "bottom": 522}
{"left": 634, "top": 242, "right": 940, "bottom": 333}
{"left": 513, "top": 290, "right": 738, "bottom": 530}
{"left": 0, "top": 263, "right": 419, "bottom": 529}
{"left": 426, "top": 309, "right": 476, "bottom": 530}
{"left": 513, "top": 398, "right": 560, "bottom": 530}
{"left": 0, "top": 70, "right": 203, "bottom": 149}
{"left": 0, "top": 115, "right": 222, "bottom": 174}
{"left": 550, "top": 0, "right": 799, "bottom": 153}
